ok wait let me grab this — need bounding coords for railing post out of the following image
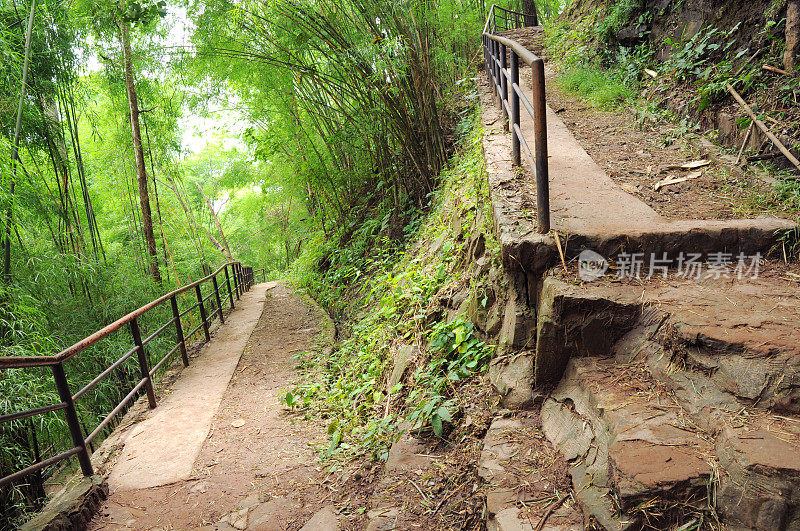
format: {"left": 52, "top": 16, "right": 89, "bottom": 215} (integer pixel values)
{"left": 195, "top": 284, "right": 211, "bottom": 342}
{"left": 483, "top": 36, "right": 489, "bottom": 79}
{"left": 224, "top": 264, "right": 235, "bottom": 309}
{"left": 232, "top": 263, "right": 240, "bottom": 300}
{"left": 51, "top": 363, "right": 93, "bottom": 477}
{"left": 129, "top": 317, "right": 157, "bottom": 409}
{"left": 511, "top": 50, "right": 521, "bottom": 167}
{"left": 500, "top": 42, "right": 509, "bottom": 131}
{"left": 170, "top": 295, "right": 189, "bottom": 367}
{"left": 491, "top": 40, "right": 497, "bottom": 88}
{"left": 212, "top": 274, "right": 224, "bottom": 324}
{"left": 531, "top": 59, "right": 550, "bottom": 233}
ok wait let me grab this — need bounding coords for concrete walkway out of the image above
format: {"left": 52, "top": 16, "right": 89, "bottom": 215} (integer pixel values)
{"left": 89, "top": 282, "right": 339, "bottom": 530}
{"left": 511, "top": 70, "right": 795, "bottom": 241}
{"left": 107, "top": 283, "right": 273, "bottom": 491}
{"left": 480, "top": 66, "right": 796, "bottom": 280}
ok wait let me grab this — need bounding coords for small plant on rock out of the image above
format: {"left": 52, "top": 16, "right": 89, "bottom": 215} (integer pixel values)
{"left": 406, "top": 320, "right": 493, "bottom": 437}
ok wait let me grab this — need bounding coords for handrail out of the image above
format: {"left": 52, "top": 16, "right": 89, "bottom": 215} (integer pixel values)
{"left": 485, "top": 32, "right": 540, "bottom": 67}
{"left": 0, "top": 262, "right": 236, "bottom": 369}
{"left": 484, "top": 4, "right": 538, "bottom": 35}
{"left": 482, "top": 4, "right": 550, "bottom": 233}
{"left": 0, "top": 260, "right": 259, "bottom": 489}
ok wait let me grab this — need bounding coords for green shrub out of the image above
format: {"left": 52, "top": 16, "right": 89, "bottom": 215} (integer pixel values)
{"left": 558, "top": 65, "right": 634, "bottom": 108}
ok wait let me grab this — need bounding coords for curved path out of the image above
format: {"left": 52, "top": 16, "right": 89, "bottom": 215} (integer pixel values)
{"left": 90, "top": 282, "right": 336, "bottom": 530}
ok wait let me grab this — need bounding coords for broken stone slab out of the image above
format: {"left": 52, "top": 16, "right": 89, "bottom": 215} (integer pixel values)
{"left": 715, "top": 424, "right": 800, "bottom": 529}
{"left": 247, "top": 496, "right": 298, "bottom": 529}
{"left": 609, "top": 440, "right": 711, "bottom": 501}
{"left": 534, "top": 277, "right": 640, "bottom": 386}
{"left": 488, "top": 351, "right": 534, "bottom": 409}
{"left": 219, "top": 508, "right": 248, "bottom": 530}
{"left": 299, "top": 505, "right": 340, "bottom": 530}
{"left": 480, "top": 415, "right": 583, "bottom": 529}
{"left": 366, "top": 506, "right": 398, "bottom": 531}
{"left": 385, "top": 425, "right": 437, "bottom": 472}
{"left": 480, "top": 417, "right": 536, "bottom": 515}
{"left": 498, "top": 296, "right": 536, "bottom": 351}
{"left": 388, "top": 344, "right": 417, "bottom": 388}
{"left": 21, "top": 475, "right": 107, "bottom": 531}
{"left": 542, "top": 358, "right": 713, "bottom": 529}
{"left": 488, "top": 506, "right": 583, "bottom": 531}
{"left": 541, "top": 376, "right": 623, "bottom": 531}
{"left": 216, "top": 492, "right": 263, "bottom": 530}
{"left": 480, "top": 416, "right": 551, "bottom": 515}
{"left": 484, "top": 303, "right": 503, "bottom": 336}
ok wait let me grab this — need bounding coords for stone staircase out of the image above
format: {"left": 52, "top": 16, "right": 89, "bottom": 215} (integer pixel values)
{"left": 478, "top": 27, "right": 800, "bottom": 531}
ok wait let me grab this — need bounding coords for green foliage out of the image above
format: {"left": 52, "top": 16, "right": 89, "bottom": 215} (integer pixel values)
{"left": 775, "top": 178, "right": 800, "bottom": 212}
{"left": 777, "top": 226, "right": 800, "bottom": 261}
{"left": 596, "top": 0, "right": 643, "bottom": 43}
{"left": 285, "top": 118, "right": 492, "bottom": 460}
{"left": 406, "top": 320, "right": 492, "bottom": 437}
{"left": 558, "top": 65, "right": 635, "bottom": 108}
{"left": 543, "top": 10, "right": 599, "bottom": 68}
{"left": 0, "top": 0, "right": 499, "bottom": 521}
{"left": 663, "top": 23, "right": 742, "bottom": 82}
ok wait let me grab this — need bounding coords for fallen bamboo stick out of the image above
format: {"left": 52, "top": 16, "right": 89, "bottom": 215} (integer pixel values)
{"left": 735, "top": 122, "right": 754, "bottom": 165}
{"left": 747, "top": 152, "right": 781, "bottom": 162}
{"left": 763, "top": 64, "right": 790, "bottom": 76}
{"left": 726, "top": 83, "right": 800, "bottom": 174}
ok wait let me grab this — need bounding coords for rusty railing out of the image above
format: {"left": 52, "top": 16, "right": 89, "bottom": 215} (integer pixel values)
{"left": 0, "top": 261, "right": 257, "bottom": 488}
{"left": 482, "top": 4, "right": 550, "bottom": 233}
{"left": 483, "top": 4, "right": 538, "bottom": 34}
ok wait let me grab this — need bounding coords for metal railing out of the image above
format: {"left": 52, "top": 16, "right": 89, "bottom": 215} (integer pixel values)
{"left": 0, "top": 261, "right": 258, "bottom": 487}
{"left": 483, "top": 4, "right": 538, "bottom": 35}
{"left": 253, "top": 268, "right": 267, "bottom": 284}
{"left": 482, "top": 4, "right": 550, "bottom": 233}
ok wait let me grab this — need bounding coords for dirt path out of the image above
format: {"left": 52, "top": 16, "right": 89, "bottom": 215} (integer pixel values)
{"left": 90, "top": 282, "right": 335, "bottom": 530}
{"left": 499, "top": 27, "right": 787, "bottom": 221}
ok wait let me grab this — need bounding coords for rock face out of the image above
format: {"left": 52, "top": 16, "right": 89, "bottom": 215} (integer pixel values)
{"left": 534, "top": 278, "right": 640, "bottom": 385}
{"left": 20, "top": 475, "right": 107, "bottom": 531}
{"left": 299, "top": 506, "right": 340, "bottom": 530}
{"left": 477, "top": 25, "right": 800, "bottom": 530}
{"left": 542, "top": 358, "right": 713, "bottom": 530}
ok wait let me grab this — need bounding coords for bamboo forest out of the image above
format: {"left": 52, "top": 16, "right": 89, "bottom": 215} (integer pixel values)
{"left": 3, "top": 0, "right": 800, "bottom": 529}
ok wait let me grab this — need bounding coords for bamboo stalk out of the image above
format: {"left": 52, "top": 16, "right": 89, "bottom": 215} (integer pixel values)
{"left": 735, "top": 122, "right": 754, "bottom": 165}
{"left": 726, "top": 83, "right": 800, "bottom": 173}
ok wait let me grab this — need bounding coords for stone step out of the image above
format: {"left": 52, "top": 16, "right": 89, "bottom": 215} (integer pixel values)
{"left": 534, "top": 282, "right": 800, "bottom": 529}
{"left": 541, "top": 357, "right": 715, "bottom": 530}
{"left": 535, "top": 274, "right": 800, "bottom": 416}
{"left": 478, "top": 414, "right": 584, "bottom": 531}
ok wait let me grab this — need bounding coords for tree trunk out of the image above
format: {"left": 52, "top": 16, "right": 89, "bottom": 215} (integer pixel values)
{"left": 3, "top": 0, "right": 36, "bottom": 284}
{"left": 785, "top": 0, "right": 800, "bottom": 71}
{"left": 521, "top": 0, "right": 538, "bottom": 26}
{"left": 195, "top": 182, "right": 233, "bottom": 261}
{"left": 121, "top": 20, "right": 161, "bottom": 284}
